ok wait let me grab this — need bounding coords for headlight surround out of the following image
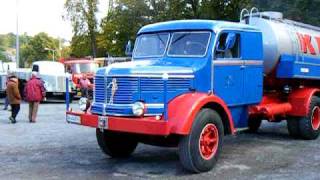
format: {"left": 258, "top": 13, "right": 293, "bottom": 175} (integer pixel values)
{"left": 132, "top": 102, "right": 145, "bottom": 116}
{"left": 79, "top": 97, "right": 89, "bottom": 111}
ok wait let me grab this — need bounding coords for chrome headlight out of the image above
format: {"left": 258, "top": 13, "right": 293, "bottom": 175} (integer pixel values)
{"left": 79, "top": 97, "right": 89, "bottom": 111}
{"left": 132, "top": 102, "right": 145, "bottom": 116}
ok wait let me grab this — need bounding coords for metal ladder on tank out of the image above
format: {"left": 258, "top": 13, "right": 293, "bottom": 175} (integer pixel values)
{"left": 240, "top": 7, "right": 302, "bottom": 62}
{"left": 239, "top": 7, "right": 260, "bottom": 24}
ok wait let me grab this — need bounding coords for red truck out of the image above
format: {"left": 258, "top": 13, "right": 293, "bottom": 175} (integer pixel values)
{"left": 63, "top": 59, "right": 98, "bottom": 97}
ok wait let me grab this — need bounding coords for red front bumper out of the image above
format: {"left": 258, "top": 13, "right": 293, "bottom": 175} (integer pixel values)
{"left": 66, "top": 111, "right": 171, "bottom": 136}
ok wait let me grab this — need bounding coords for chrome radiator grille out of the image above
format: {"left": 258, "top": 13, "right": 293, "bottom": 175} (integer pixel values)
{"left": 94, "top": 76, "right": 106, "bottom": 103}
{"left": 106, "top": 77, "right": 138, "bottom": 104}
{"left": 92, "top": 75, "right": 193, "bottom": 115}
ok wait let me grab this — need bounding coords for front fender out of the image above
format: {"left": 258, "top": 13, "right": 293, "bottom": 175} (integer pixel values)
{"left": 167, "top": 92, "right": 235, "bottom": 135}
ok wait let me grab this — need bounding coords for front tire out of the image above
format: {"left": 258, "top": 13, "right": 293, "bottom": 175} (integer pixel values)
{"left": 96, "top": 129, "right": 138, "bottom": 158}
{"left": 247, "top": 116, "right": 262, "bottom": 133}
{"left": 178, "top": 108, "right": 224, "bottom": 173}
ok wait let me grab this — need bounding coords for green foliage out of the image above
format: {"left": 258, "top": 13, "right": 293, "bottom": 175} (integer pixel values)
{"left": 0, "top": 32, "right": 68, "bottom": 66}
{"left": 0, "top": 51, "right": 7, "bottom": 62}
{"left": 96, "top": 0, "right": 251, "bottom": 56}
{"left": 252, "top": 0, "right": 320, "bottom": 26}
{"left": 99, "top": 0, "right": 150, "bottom": 56}
{"left": 20, "top": 33, "right": 59, "bottom": 65}
{"left": 65, "top": 0, "right": 99, "bottom": 57}
{"left": 66, "top": 0, "right": 320, "bottom": 57}
{"left": 69, "top": 34, "right": 91, "bottom": 57}
{"left": 0, "top": 33, "right": 16, "bottom": 62}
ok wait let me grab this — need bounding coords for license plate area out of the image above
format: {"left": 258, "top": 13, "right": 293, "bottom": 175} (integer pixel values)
{"left": 66, "top": 114, "right": 81, "bottom": 124}
{"left": 98, "top": 116, "right": 108, "bottom": 130}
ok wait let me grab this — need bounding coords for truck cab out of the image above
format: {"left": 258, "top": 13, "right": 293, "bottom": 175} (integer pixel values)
{"left": 91, "top": 20, "right": 263, "bottom": 128}
{"left": 67, "top": 20, "right": 264, "bottom": 172}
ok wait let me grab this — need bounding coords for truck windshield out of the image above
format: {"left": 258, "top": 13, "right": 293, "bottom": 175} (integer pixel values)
{"left": 133, "top": 33, "right": 170, "bottom": 58}
{"left": 168, "top": 32, "right": 211, "bottom": 57}
{"left": 133, "top": 31, "right": 211, "bottom": 58}
{"left": 72, "top": 63, "right": 97, "bottom": 74}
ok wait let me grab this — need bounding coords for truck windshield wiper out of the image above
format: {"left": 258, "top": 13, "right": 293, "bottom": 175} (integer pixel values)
{"left": 171, "top": 33, "right": 191, "bottom": 45}
{"left": 157, "top": 34, "right": 166, "bottom": 46}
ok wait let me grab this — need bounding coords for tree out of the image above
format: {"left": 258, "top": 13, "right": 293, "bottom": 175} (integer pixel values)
{"left": 20, "top": 33, "right": 59, "bottom": 66}
{"left": 98, "top": 0, "right": 252, "bottom": 56}
{"left": 65, "top": 0, "right": 99, "bottom": 57}
{"left": 251, "top": 0, "right": 320, "bottom": 26}
{"left": 69, "top": 34, "right": 92, "bottom": 57}
{"left": 99, "top": 0, "right": 151, "bottom": 56}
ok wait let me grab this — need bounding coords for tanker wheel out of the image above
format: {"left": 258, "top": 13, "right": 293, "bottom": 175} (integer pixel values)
{"left": 297, "top": 96, "right": 320, "bottom": 140}
{"left": 287, "top": 117, "right": 300, "bottom": 138}
{"left": 178, "top": 108, "right": 224, "bottom": 173}
{"left": 96, "top": 129, "right": 138, "bottom": 158}
{"left": 247, "top": 116, "right": 262, "bottom": 133}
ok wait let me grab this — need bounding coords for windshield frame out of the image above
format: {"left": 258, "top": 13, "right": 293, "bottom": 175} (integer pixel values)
{"left": 133, "top": 33, "right": 170, "bottom": 58}
{"left": 167, "top": 31, "right": 212, "bottom": 58}
{"left": 71, "top": 63, "right": 97, "bottom": 74}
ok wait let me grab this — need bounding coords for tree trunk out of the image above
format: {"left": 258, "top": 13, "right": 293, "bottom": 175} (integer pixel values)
{"left": 90, "top": 31, "right": 97, "bottom": 58}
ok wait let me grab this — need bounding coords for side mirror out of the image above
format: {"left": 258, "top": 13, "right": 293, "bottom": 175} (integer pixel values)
{"left": 225, "top": 33, "right": 236, "bottom": 50}
{"left": 216, "top": 33, "right": 237, "bottom": 52}
{"left": 125, "top": 40, "right": 133, "bottom": 57}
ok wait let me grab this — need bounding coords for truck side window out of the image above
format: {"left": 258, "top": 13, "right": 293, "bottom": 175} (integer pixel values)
{"left": 215, "top": 32, "right": 240, "bottom": 59}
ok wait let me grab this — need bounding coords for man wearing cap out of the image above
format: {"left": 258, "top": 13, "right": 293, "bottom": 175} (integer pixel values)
{"left": 6, "top": 73, "right": 21, "bottom": 123}
{"left": 24, "top": 71, "right": 46, "bottom": 123}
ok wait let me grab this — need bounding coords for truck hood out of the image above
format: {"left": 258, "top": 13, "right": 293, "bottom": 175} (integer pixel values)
{"left": 104, "top": 60, "right": 194, "bottom": 77}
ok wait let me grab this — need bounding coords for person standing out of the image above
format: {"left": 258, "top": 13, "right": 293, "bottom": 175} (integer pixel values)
{"left": 79, "top": 74, "right": 91, "bottom": 98}
{"left": 6, "top": 73, "right": 21, "bottom": 124}
{"left": 3, "top": 74, "right": 10, "bottom": 110}
{"left": 24, "top": 71, "right": 46, "bottom": 123}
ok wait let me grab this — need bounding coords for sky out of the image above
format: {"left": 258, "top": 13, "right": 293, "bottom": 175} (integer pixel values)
{"left": 0, "top": 0, "right": 109, "bottom": 41}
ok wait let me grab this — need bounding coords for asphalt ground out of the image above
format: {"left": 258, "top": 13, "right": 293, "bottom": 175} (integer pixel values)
{"left": 0, "top": 101, "right": 320, "bottom": 180}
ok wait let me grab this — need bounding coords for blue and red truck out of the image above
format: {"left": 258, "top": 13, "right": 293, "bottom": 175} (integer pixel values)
{"left": 66, "top": 9, "right": 320, "bottom": 172}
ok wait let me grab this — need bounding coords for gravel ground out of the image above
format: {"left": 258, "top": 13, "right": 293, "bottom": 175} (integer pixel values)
{"left": 0, "top": 101, "right": 320, "bottom": 180}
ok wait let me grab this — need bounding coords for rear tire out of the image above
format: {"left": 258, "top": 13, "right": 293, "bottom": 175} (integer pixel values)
{"left": 96, "top": 129, "right": 138, "bottom": 158}
{"left": 298, "top": 97, "right": 320, "bottom": 140}
{"left": 178, "top": 108, "right": 224, "bottom": 173}
{"left": 287, "top": 117, "right": 300, "bottom": 138}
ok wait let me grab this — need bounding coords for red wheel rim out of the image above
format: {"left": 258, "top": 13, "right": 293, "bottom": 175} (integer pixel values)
{"left": 311, "top": 106, "right": 320, "bottom": 130}
{"left": 199, "top": 123, "right": 219, "bottom": 160}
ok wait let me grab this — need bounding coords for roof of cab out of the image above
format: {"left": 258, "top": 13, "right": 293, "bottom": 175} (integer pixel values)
{"left": 138, "top": 20, "right": 259, "bottom": 34}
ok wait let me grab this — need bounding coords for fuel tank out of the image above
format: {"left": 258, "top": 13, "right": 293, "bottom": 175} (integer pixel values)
{"left": 246, "top": 12, "right": 320, "bottom": 75}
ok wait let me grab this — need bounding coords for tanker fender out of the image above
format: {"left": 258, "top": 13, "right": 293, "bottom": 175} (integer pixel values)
{"left": 288, "top": 88, "right": 320, "bottom": 117}
{"left": 167, "top": 92, "right": 235, "bottom": 135}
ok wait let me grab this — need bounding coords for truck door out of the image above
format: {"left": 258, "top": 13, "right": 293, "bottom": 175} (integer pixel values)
{"left": 213, "top": 31, "right": 245, "bottom": 106}
{"left": 241, "top": 32, "right": 264, "bottom": 104}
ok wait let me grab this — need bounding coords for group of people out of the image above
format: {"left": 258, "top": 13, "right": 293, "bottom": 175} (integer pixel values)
{"left": 3, "top": 71, "right": 46, "bottom": 124}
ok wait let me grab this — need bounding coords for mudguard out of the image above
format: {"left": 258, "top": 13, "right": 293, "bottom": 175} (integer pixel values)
{"left": 288, "top": 88, "right": 320, "bottom": 117}
{"left": 167, "top": 92, "right": 235, "bottom": 135}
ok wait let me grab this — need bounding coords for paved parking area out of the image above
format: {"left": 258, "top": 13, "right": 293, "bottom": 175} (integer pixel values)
{"left": 0, "top": 102, "right": 320, "bottom": 179}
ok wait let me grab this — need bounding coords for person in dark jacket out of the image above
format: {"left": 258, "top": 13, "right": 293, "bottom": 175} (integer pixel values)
{"left": 6, "top": 73, "right": 21, "bottom": 124}
{"left": 24, "top": 71, "right": 46, "bottom": 123}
